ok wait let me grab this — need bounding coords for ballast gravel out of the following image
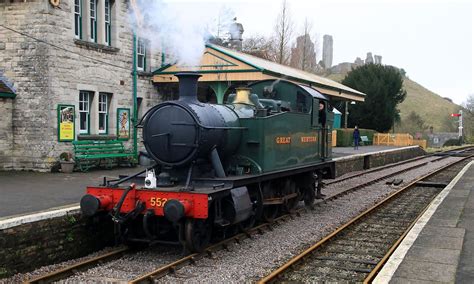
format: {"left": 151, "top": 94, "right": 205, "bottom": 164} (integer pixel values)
{"left": 3, "top": 156, "right": 462, "bottom": 283}
{"left": 158, "top": 156, "right": 462, "bottom": 283}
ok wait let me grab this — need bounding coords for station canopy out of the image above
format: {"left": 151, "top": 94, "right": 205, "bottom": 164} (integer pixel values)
{"left": 153, "top": 44, "right": 365, "bottom": 103}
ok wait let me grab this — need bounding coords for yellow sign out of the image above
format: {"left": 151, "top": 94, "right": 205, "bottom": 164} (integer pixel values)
{"left": 60, "top": 121, "right": 74, "bottom": 140}
{"left": 58, "top": 105, "right": 75, "bottom": 142}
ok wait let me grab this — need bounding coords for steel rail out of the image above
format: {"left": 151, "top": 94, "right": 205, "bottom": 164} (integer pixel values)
{"left": 128, "top": 154, "right": 466, "bottom": 283}
{"left": 326, "top": 144, "right": 474, "bottom": 186}
{"left": 363, "top": 154, "right": 473, "bottom": 283}
{"left": 128, "top": 219, "right": 290, "bottom": 284}
{"left": 25, "top": 148, "right": 472, "bottom": 284}
{"left": 24, "top": 155, "right": 419, "bottom": 284}
{"left": 326, "top": 154, "right": 432, "bottom": 185}
{"left": 258, "top": 155, "right": 472, "bottom": 283}
{"left": 25, "top": 247, "right": 130, "bottom": 284}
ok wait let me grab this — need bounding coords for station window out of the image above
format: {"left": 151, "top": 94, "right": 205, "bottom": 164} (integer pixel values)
{"left": 137, "top": 38, "right": 146, "bottom": 71}
{"left": 79, "top": 91, "right": 92, "bottom": 134}
{"left": 74, "top": 0, "right": 82, "bottom": 39}
{"left": 98, "top": 93, "right": 110, "bottom": 134}
{"left": 104, "top": 0, "right": 111, "bottom": 46}
{"left": 90, "top": 0, "right": 97, "bottom": 42}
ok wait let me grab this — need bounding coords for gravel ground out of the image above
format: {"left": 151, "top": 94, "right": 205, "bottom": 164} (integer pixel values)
{"left": 158, "top": 156, "right": 462, "bottom": 283}
{"left": 2, "top": 156, "right": 462, "bottom": 283}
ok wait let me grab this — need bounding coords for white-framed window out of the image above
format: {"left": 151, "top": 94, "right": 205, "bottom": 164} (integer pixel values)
{"left": 79, "top": 91, "right": 91, "bottom": 134}
{"left": 98, "top": 93, "right": 109, "bottom": 134}
{"left": 137, "top": 38, "right": 146, "bottom": 70}
{"left": 90, "top": 0, "right": 97, "bottom": 42}
{"left": 74, "top": 0, "right": 82, "bottom": 39}
{"left": 104, "top": 0, "right": 111, "bottom": 46}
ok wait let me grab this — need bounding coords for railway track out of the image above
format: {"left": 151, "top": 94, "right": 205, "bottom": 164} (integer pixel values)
{"left": 22, "top": 148, "right": 473, "bottom": 283}
{"left": 25, "top": 247, "right": 130, "bottom": 284}
{"left": 258, "top": 155, "right": 473, "bottom": 283}
{"left": 326, "top": 145, "right": 473, "bottom": 186}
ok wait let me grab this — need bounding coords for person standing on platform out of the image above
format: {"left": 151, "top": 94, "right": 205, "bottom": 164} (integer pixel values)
{"left": 353, "top": 126, "right": 360, "bottom": 150}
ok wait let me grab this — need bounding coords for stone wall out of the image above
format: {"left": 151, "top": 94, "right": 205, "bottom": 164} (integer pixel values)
{"left": 335, "top": 146, "right": 426, "bottom": 177}
{"left": 0, "top": 211, "right": 114, "bottom": 278}
{"left": 0, "top": 98, "right": 13, "bottom": 169}
{"left": 427, "top": 132, "right": 459, "bottom": 148}
{"left": 0, "top": 0, "right": 162, "bottom": 171}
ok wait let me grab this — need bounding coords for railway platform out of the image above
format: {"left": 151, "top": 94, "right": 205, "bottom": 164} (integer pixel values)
{"left": 374, "top": 160, "right": 474, "bottom": 283}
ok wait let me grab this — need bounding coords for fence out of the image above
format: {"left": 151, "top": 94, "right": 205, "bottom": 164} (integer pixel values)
{"left": 373, "top": 133, "right": 428, "bottom": 149}
{"left": 412, "top": 139, "right": 427, "bottom": 149}
{"left": 373, "top": 133, "right": 414, "bottom": 147}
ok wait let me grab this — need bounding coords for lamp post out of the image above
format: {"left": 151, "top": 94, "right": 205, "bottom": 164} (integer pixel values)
{"left": 344, "top": 101, "right": 348, "bottom": 128}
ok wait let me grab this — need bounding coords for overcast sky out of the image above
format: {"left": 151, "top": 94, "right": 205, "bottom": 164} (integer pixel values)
{"left": 164, "top": 0, "right": 473, "bottom": 105}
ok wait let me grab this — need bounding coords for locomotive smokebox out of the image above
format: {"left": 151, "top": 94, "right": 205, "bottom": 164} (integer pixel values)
{"left": 142, "top": 73, "right": 242, "bottom": 168}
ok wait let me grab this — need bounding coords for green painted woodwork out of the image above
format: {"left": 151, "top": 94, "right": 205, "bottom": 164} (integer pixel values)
{"left": 209, "top": 82, "right": 230, "bottom": 104}
{"left": 250, "top": 80, "right": 314, "bottom": 113}
{"left": 132, "top": 33, "right": 138, "bottom": 160}
{"left": 206, "top": 44, "right": 264, "bottom": 71}
{"left": 235, "top": 113, "right": 323, "bottom": 173}
{"left": 0, "top": 92, "right": 16, "bottom": 98}
{"left": 333, "top": 111, "right": 341, "bottom": 129}
{"left": 228, "top": 79, "right": 334, "bottom": 173}
{"left": 155, "top": 69, "right": 260, "bottom": 75}
{"left": 73, "top": 140, "right": 133, "bottom": 172}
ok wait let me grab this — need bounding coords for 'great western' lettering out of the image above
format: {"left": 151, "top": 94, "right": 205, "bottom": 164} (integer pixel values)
{"left": 275, "top": 136, "right": 291, "bottom": 144}
{"left": 301, "top": 136, "right": 317, "bottom": 143}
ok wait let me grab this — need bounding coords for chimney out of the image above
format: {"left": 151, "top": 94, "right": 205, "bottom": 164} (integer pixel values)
{"left": 175, "top": 72, "right": 201, "bottom": 102}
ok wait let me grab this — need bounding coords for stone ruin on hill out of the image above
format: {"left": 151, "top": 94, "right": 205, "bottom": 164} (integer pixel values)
{"left": 321, "top": 34, "right": 383, "bottom": 74}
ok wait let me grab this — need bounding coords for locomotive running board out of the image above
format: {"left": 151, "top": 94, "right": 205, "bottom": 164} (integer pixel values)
{"left": 195, "top": 160, "right": 335, "bottom": 188}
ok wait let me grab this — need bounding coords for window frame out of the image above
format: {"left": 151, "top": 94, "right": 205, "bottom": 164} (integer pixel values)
{"left": 74, "top": 0, "right": 82, "bottom": 39}
{"left": 90, "top": 0, "right": 97, "bottom": 43}
{"left": 137, "top": 38, "right": 146, "bottom": 71}
{"left": 98, "top": 92, "right": 109, "bottom": 134}
{"left": 104, "top": 0, "right": 111, "bottom": 46}
{"left": 79, "top": 91, "right": 91, "bottom": 134}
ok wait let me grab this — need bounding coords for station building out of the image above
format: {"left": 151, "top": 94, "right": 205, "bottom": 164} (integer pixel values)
{"left": 0, "top": 0, "right": 161, "bottom": 171}
{"left": 0, "top": 0, "right": 364, "bottom": 171}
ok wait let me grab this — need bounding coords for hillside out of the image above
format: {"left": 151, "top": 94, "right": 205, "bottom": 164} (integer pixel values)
{"left": 399, "top": 78, "right": 459, "bottom": 132}
{"left": 326, "top": 73, "right": 461, "bottom": 132}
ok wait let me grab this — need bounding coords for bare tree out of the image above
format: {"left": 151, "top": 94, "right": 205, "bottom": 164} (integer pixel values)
{"left": 274, "top": 0, "right": 294, "bottom": 65}
{"left": 462, "top": 94, "right": 474, "bottom": 142}
{"left": 242, "top": 35, "right": 276, "bottom": 61}
{"left": 290, "top": 18, "right": 317, "bottom": 72}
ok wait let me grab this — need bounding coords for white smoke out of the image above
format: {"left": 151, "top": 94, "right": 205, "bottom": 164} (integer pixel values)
{"left": 129, "top": 0, "right": 235, "bottom": 68}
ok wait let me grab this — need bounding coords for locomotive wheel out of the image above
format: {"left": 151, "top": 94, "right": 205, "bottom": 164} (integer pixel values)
{"left": 239, "top": 185, "right": 263, "bottom": 231}
{"left": 184, "top": 218, "right": 212, "bottom": 252}
{"left": 263, "top": 205, "right": 279, "bottom": 222}
{"left": 303, "top": 185, "right": 316, "bottom": 208}
{"left": 283, "top": 179, "right": 299, "bottom": 212}
{"left": 262, "top": 181, "right": 279, "bottom": 222}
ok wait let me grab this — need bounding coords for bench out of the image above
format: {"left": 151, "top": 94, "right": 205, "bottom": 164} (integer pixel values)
{"left": 73, "top": 140, "right": 134, "bottom": 172}
{"left": 360, "top": 136, "right": 371, "bottom": 146}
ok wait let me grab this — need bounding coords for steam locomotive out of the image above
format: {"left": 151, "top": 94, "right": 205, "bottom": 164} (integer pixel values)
{"left": 80, "top": 73, "right": 335, "bottom": 252}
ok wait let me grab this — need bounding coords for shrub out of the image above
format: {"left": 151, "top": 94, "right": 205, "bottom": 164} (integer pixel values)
{"left": 336, "top": 128, "right": 376, "bottom": 147}
{"left": 59, "top": 152, "right": 73, "bottom": 162}
{"left": 443, "top": 138, "right": 461, "bottom": 147}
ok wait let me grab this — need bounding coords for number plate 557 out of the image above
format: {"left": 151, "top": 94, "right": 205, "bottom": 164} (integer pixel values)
{"left": 150, "top": 197, "right": 168, "bottom": 207}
